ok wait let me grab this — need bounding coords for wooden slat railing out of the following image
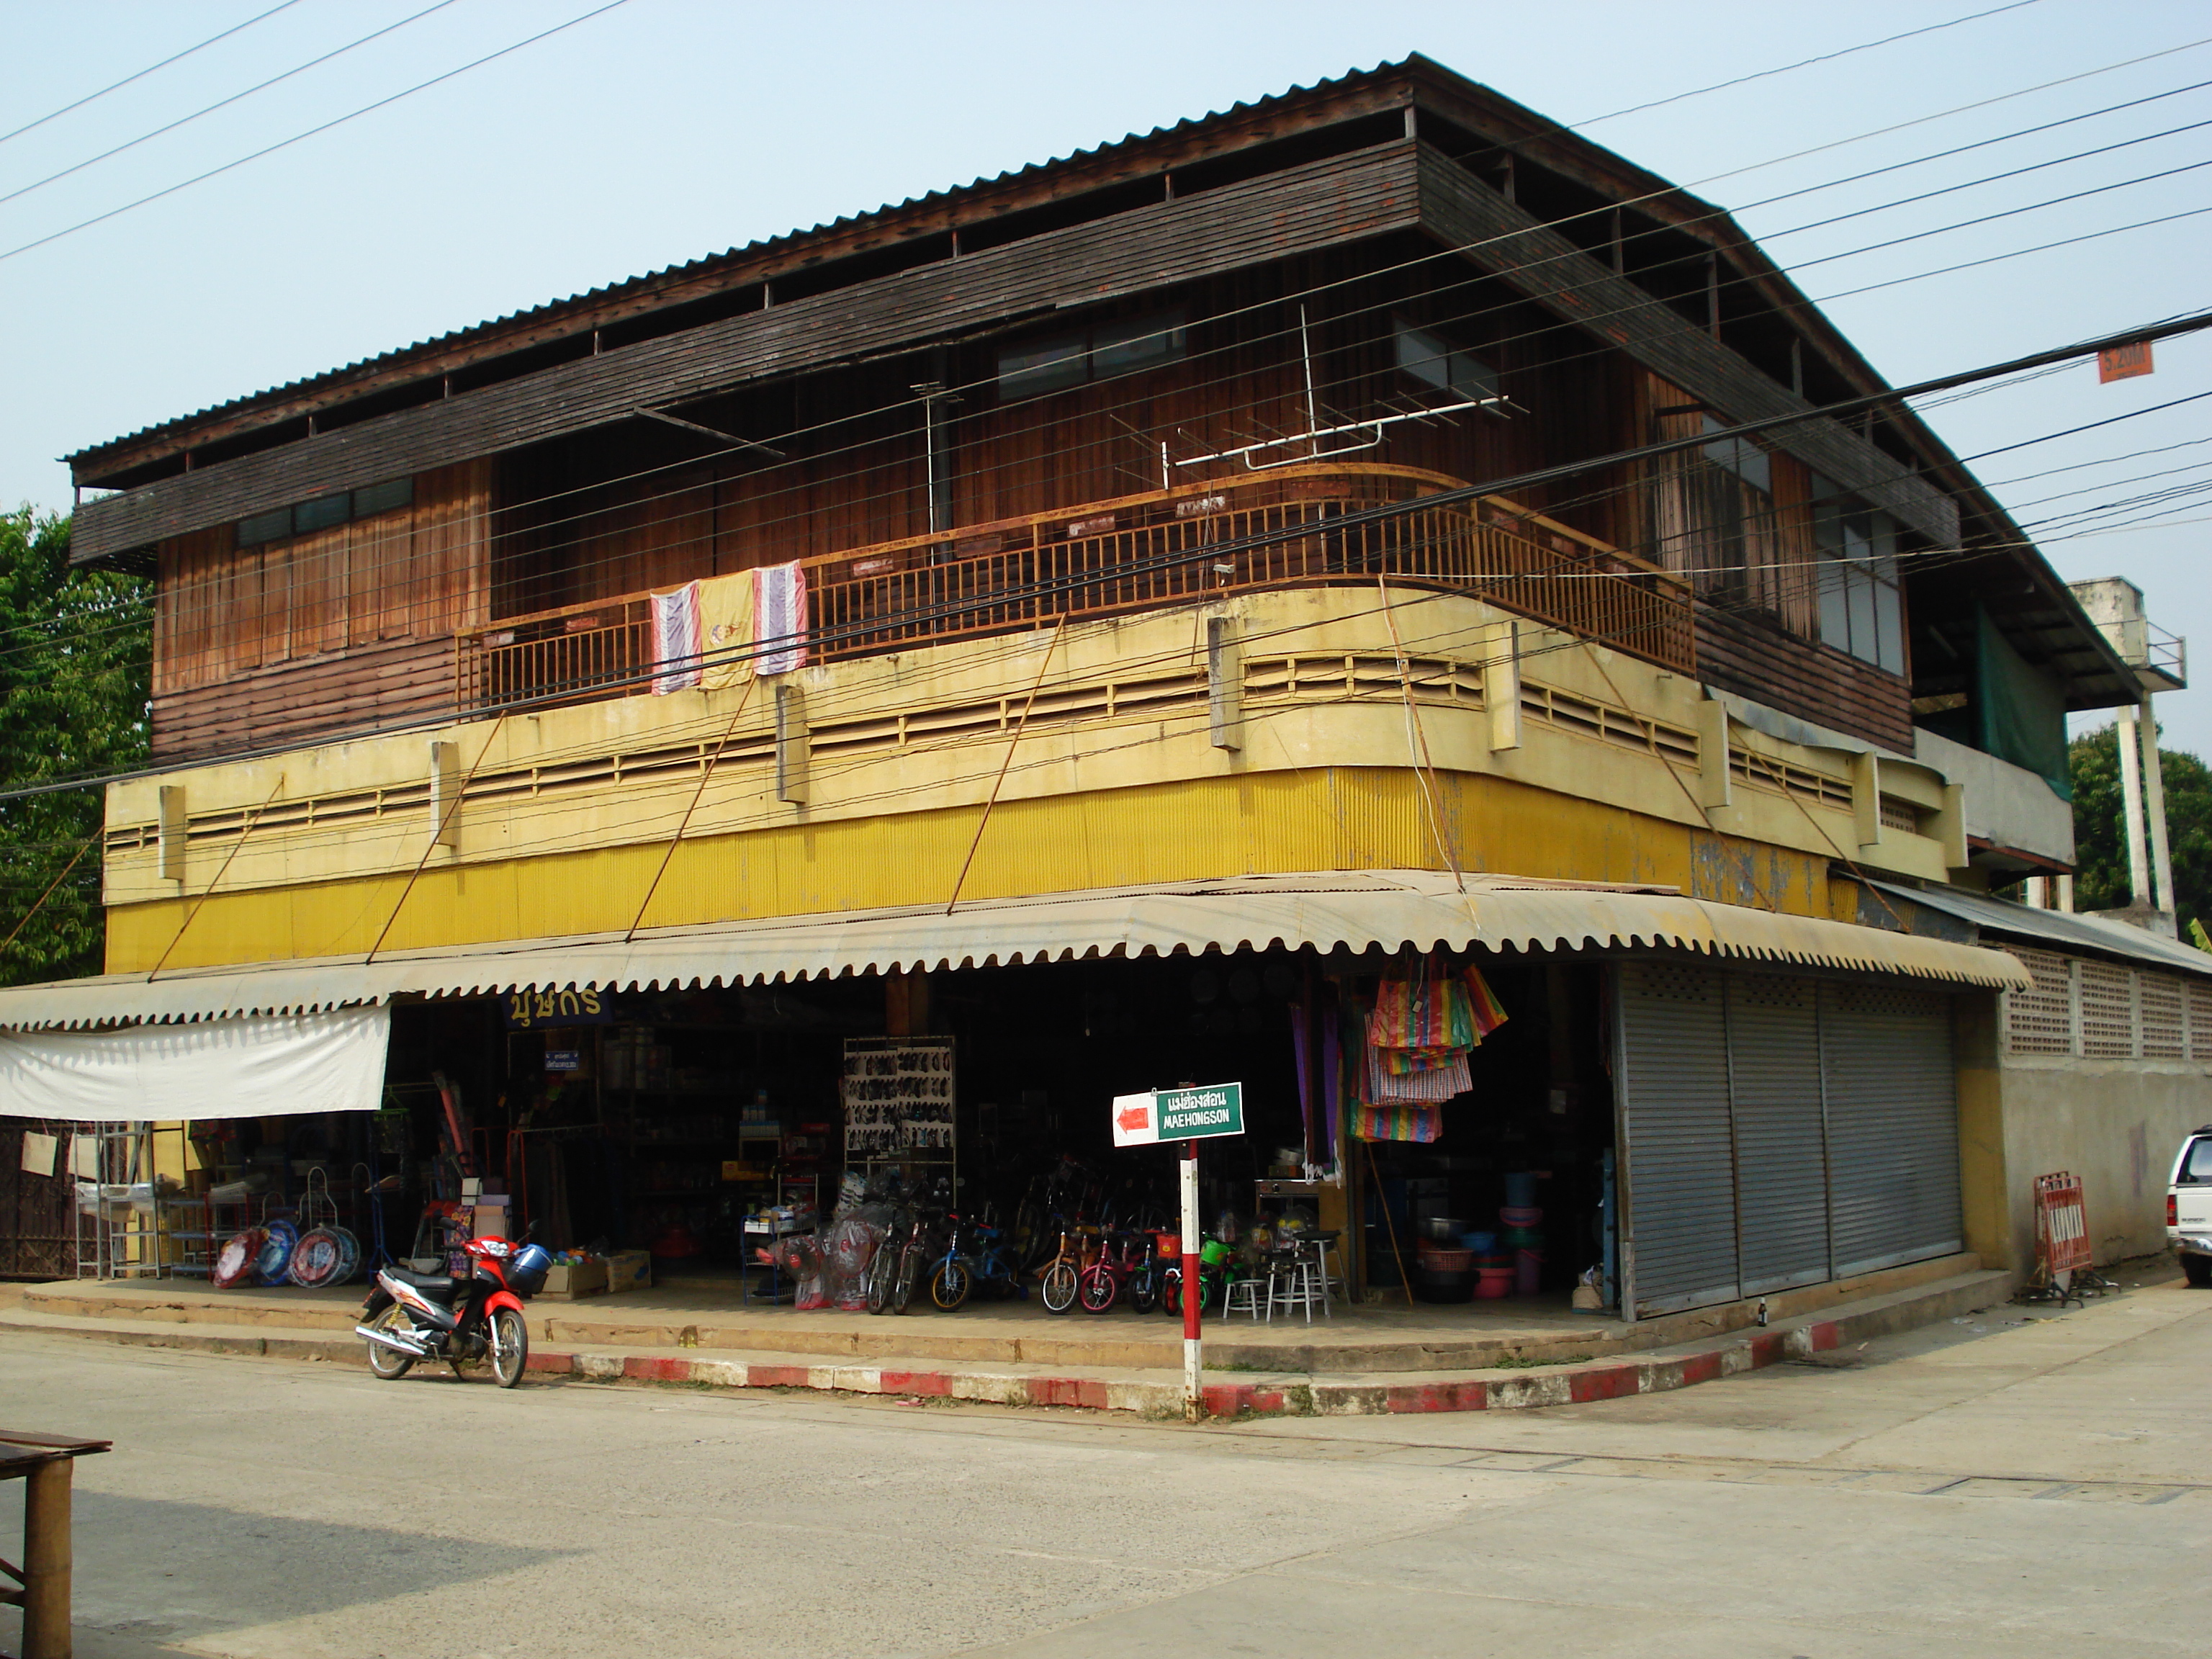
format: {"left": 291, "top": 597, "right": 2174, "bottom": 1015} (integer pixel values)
{"left": 457, "top": 466, "right": 1691, "bottom": 711}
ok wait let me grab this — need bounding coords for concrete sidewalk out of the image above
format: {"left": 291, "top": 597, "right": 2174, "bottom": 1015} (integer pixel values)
{"left": 0, "top": 1264, "right": 2010, "bottom": 1418}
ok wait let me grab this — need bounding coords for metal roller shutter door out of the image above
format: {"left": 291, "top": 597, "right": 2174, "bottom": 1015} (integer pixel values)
{"left": 1821, "top": 982, "right": 1962, "bottom": 1277}
{"left": 1617, "top": 962, "right": 1739, "bottom": 1317}
{"left": 1725, "top": 975, "right": 1833, "bottom": 1295}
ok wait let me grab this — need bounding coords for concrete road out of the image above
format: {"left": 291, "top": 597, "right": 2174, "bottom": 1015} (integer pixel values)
{"left": 1, "top": 1275, "right": 2205, "bottom": 1659}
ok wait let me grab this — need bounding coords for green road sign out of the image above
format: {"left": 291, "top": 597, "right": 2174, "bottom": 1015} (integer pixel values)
{"left": 1111, "top": 1082, "right": 1244, "bottom": 1147}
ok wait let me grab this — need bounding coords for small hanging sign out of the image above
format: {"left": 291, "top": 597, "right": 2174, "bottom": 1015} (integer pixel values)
{"left": 2098, "top": 341, "right": 2154, "bottom": 383}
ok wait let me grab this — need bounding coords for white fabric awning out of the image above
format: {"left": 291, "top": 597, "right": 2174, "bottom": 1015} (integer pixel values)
{"left": 0, "top": 1005, "right": 390, "bottom": 1119}
{"left": 0, "top": 870, "right": 2030, "bottom": 1033}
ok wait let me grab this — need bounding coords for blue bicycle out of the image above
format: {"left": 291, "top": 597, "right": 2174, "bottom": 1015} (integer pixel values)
{"left": 928, "top": 1215, "right": 1025, "bottom": 1310}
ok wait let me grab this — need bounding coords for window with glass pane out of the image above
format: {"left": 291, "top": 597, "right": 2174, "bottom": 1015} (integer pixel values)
{"left": 997, "top": 332, "right": 1088, "bottom": 397}
{"left": 1395, "top": 318, "right": 1498, "bottom": 404}
{"left": 1092, "top": 311, "right": 1184, "bottom": 379}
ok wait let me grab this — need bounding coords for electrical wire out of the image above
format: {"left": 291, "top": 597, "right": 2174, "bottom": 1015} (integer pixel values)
{"left": 0, "top": 1, "right": 460, "bottom": 210}
{"left": 0, "top": 1, "right": 305, "bottom": 148}
{"left": 0, "top": 0, "right": 634, "bottom": 266}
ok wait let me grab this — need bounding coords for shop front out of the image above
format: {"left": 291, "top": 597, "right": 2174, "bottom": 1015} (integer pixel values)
{"left": 0, "top": 870, "right": 2029, "bottom": 1328}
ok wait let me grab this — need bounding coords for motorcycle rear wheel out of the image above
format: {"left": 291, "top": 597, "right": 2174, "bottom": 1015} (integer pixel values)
{"left": 362, "top": 1305, "right": 415, "bottom": 1380}
{"left": 489, "top": 1306, "right": 529, "bottom": 1388}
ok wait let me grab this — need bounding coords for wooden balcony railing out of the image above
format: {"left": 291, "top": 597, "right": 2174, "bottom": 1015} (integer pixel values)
{"left": 457, "top": 465, "right": 1691, "bottom": 711}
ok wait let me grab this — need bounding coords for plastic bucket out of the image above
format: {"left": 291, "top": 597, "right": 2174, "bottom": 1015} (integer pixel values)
{"left": 1153, "top": 1231, "right": 1182, "bottom": 1260}
{"left": 1514, "top": 1248, "right": 1543, "bottom": 1296}
{"left": 1502, "top": 1227, "right": 1543, "bottom": 1250}
{"left": 1499, "top": 1205, "right": 1543, "bottom": 1228}
{"left": 1473, "top": 1264, "right": 1514, "bottom": 1299}
{"left": 1460, "top": 1230, "right": 1496, "bottom": 1254}
{"left": 1503, "top": 1172, "right": 1540, "bottom": 1209}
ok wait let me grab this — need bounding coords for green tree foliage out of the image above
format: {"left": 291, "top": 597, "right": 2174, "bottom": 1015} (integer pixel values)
{"left": 2069, "top": 721, "right": 2212, "bottom": 934}
{"left": 0, "top": 508, "right": 150, "bottom": 985}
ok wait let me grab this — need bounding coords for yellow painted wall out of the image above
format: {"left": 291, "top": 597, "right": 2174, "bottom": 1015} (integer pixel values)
{"left": 107, "top": 765, "right": 1721, "bottom": 971}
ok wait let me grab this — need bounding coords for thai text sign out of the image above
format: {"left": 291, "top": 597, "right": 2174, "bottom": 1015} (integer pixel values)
{"left": 1111, "top": 1082, "right": 1244, "bottom": 1147}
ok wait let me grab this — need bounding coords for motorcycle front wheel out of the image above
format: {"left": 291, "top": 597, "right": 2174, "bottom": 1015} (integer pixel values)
{"left": 362, "top": 1304, "right": 415, "bottom": 1380}
{"left": 489, "top": 1306, "right": 529, "bottom": 1388}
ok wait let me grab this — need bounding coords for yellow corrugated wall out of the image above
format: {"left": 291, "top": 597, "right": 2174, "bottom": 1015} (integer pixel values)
{"left": 104, "top": 766, "right": 1755, "bottom": 972}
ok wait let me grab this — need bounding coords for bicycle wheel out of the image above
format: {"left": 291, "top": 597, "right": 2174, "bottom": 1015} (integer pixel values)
{"left": 1128, "top": 1270, "right": 1161, "bottom": 1315}
{"left": 1076, "top": 1265, "right": 1119, "bottom": 1314}
{"left": 891, "top": 1244, "right": 921, "bottom": 1314}
{"left": 930, "top": 1259, "right": 972, "bottom": 1311}
{"left": 1161, "top": 1269, "right": 1181, "bottom": 1317}
{"left": 865, "top": 1241, "right": 897, "bottom": 1315}
{"left": 361, "top": 1303, "right": 415, "bottom": 1380}
{"left": 1040, "top": 1259, "right": 1079, "bottom": 1313}
{"left": 488, "top": 1306, "right": 529, "bottom": 1388}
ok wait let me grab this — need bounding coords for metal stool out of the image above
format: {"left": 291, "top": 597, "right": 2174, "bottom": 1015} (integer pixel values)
{"left": 1266, "top": 1246, "right": 1325, "bottom": 1323}
{"left": 1309, "top": 1233, "right": 1344, "bottom": 1316}
{"left": 1221, "top": 1271, "right": 1266, "bottom": 1321}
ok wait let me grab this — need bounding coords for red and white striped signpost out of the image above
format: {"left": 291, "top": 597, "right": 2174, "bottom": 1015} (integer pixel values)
{"left": 1113, "top": 1082, "right": 1244, "bottom": 1419}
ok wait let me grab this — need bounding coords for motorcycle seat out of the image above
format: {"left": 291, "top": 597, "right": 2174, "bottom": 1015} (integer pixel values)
{"left": 387, "top": 1267, "right": 462, "bottom": 1300}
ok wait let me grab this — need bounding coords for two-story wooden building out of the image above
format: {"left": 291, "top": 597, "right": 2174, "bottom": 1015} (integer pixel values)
{"left": 6, "top": 56, "right": 2196, "bottom": 1316}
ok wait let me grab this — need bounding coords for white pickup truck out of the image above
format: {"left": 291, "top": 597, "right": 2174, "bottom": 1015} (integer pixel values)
{"left": 2170, "top": 1127, "right": 2212, "bottom": 1287}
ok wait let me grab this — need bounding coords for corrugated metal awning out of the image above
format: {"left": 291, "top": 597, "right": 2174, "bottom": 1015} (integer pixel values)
{"left": 0, "top": 870, "right": 2030, "bottom": 1031}
{"left": 1868, "top": 877, "right": 2212, "bottom": 979}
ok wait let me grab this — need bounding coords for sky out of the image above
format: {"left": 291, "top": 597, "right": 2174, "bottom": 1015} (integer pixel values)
{"left": 1, "top": 0, "right": 2206, "bottom": 747}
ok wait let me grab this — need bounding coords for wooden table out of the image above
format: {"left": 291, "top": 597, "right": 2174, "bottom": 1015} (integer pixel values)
{"left": 0, "top": 1431, "right": 109, "bottom": 1659}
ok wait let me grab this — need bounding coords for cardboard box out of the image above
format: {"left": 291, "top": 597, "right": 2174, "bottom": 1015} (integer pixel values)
{"left": 605, "top": 1249, "right": 652, "bottom": 1295}
{"left": 467, "top": 1200, "right": 511, "bottom": 1240}
{"left": 537, "top": 1259, "right": 606, "bottom": 1300}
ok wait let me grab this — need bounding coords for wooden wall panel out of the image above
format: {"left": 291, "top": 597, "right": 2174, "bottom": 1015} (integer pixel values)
{"left": 78, "top": 141, "right": 1425, "bottom": 562}
{"left": 150, "top": 635, "right": 457, "bottom": 763}
{"left": 1698, "top": 607, "right": 1912, "bottom": 752}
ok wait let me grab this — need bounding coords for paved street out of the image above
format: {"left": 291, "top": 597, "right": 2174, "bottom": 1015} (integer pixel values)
{"left": 1, "top": 1274, "right": 2205, "bottom": 1659}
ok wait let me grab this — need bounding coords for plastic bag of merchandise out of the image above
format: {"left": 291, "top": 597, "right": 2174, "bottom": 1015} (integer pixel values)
{"left": 823, "top": 1206, "right": 889, "bottom": 1310}
{"left": 756, "top": 1233, "right": 828, "bottom": 1310}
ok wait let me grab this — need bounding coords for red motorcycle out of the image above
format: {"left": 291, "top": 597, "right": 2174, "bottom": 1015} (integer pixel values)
{"left": 355, "top": 1235, "right": 547, "bottom": 1387}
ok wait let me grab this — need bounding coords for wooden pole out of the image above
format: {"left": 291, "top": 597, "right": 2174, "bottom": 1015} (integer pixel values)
{"left": 22, "top": 1456, "right": 72, "bottom": 1659}
{"left": 1366, "top": 1141, "right": 1411, "bottom": 1305}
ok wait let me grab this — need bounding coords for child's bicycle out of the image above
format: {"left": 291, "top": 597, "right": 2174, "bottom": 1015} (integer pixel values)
{"left": 1038, "top": 1224, "right": 1100, "bottom": 1315}
{"left": 929, "top": 1214, "right": 1025, "bottom": 1310}
{"left": 1159, "top": 1236, "right": 1234, "bottom": 1316}
{"left": 1076, "top": 1229, "right": 1157, "bottom": 1315}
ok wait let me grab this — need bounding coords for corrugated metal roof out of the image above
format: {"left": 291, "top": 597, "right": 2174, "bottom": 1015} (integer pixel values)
{"left": 0, "top": 869, "right": 2028, "bottom": 1032}
{"left": 1870, "top": 879, "right": 2212, "bottom": 979}
{"left": 67, "top": 59, "right": 1410, "bottom": 466}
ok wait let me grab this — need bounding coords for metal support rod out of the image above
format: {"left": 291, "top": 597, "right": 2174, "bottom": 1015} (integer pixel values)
{"left": 1180, "top": 1142, "right": 1201, "bottom": 1420}
{"left": 1298, "top": 305, "right": 1321, "bottom": 458}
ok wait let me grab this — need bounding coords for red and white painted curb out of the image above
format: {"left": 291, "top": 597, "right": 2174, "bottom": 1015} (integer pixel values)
{"left": 526, "top": 1319, "right": 1849, "bottom": 1417}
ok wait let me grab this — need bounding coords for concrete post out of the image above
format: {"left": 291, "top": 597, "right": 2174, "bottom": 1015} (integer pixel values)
{"left": 2117, "top": 703, "right": 2150, "bottom": 907}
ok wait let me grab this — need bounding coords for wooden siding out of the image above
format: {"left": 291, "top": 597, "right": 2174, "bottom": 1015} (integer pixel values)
{"left": 1413, "top": 145, "right": 1960, "bottom": 549}
{"left": 154, "top": 460, "right": 488, "bottom": 695}
{"left": 487, "top": 242, "right": 1635, "bottom": 612}
{"left": 76, "top": 143, "right": 1426, "bottom": 562}
{"left": 1698, "top": 606, "right": 1912, "bottom": 752}
{"left": 151, "top": 634, "right": 457, "bottom": 762}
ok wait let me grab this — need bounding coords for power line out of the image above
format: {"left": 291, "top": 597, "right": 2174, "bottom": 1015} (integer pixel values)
{"left": 0, "top": 0, "right": 634, "bottom": 266}
{"left": 1568, "top": 0, "right": 2049, "bottom": 130}
{"left": 0, "top": 1, "right": 460, "bottom": 210}
{"left": 14, "top": 307, "right": 2208, "bottom": 806}
{"left": 0, "top": 0, "right": 305, "bottom": 148}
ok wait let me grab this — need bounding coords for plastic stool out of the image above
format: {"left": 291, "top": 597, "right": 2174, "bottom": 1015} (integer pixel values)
{"left": 1310, "top": 1235, "right": 1344, "bottom": 1317}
